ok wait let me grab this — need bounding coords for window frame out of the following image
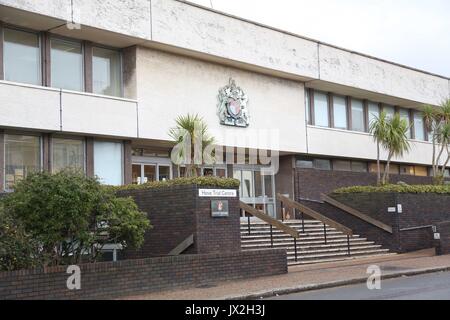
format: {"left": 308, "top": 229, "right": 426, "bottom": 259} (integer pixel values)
{"left": 2, "top": 24, "right": 42, "bottom": 86}
{"left": 92, "top": 44, "right": 123, "bottom": 97}
{"left": 50, "top": 135, "right": 86, "bottom": 174}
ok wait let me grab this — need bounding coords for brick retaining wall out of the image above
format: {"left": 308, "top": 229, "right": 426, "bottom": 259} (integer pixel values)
{"left": 0, "top": 249, "right": 287, "bottom": 300}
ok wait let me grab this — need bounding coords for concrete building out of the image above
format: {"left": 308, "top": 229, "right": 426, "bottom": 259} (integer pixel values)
{"left": 0, "top": 0, "right": 449, "bottom": 217}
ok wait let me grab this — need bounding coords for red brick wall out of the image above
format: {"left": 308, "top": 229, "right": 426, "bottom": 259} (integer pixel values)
{"left": 117, "top": 185, "right": 241, "bottom": 259}
{"left": 0, "top": 249, "right": 287, "bottom": 300}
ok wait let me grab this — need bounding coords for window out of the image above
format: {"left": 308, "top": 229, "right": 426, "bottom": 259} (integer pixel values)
{"left": 400, "top": 165, "right": 414, "bottom": 175}
{"left": 4, "top": 134, "right": 41, "bottom": 190}
{"left": 351, "top": 161, "right": 368, "bottom": 172}
{"left": 313, "top": 91, "right": 329, "bottom": 127}
{"left": 93, "top": 47, "right": 121, "bottom": 97}
{"left": 369, "top": 163, "right": 384, "bottom": 173}
{"left": 51, "top": 38, "right": 84, "bottom": 91}
{"left": 296, "top": 158, "right": 313, "bottom": 169}
{"left": 351, "top": 99, "right": 365, "bottom": 132}
{"left": 413, "top": 112, "right": 425, "bottom": 141}
{"left": 414, "top": 166, "right": 428, "bottom": 177}
{"left": 4, "top": 28, "right": 41, "bottom": 85}
{"left": 368, "top": 102, "right": 380, "bottom": 127}
{"left": 333, "top": 160, "right": 351, "bottom": 171}
{"left": 314, "top": 159, "right": 331, "bottom": 170}
{"left": 216, "top": 168, "right": 226, "bottom": 178}
{"left": 158, "top": 165, "right": 171, "bottom": 181}
{"left": 399, "top": 108, "right": 411, "bottom": 138}
{"left": 94, "top": 141, "right": 123, "bottom": 186}
{"left": 383, "top": 105, "right": 395, "bottom": 120}
{"left": 333, "top": 95, "right": 347, "bottom": 129}
{"left": 305, "top": 89, "right": 310, "bottom": 124}
{"left": 52, "top": 138, "right": 85, "bottom": 173}
{"left": 388, "top": 164, "right": 399, "bottom": 175}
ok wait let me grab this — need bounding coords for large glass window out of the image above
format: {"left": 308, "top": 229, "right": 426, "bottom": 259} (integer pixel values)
{"left": 305, "top": 89, "right": 310, "bottom": 124}
{"left": 313, "top": 91, "right": 329, "bottom": 127}
{"left": 93, "top": 47, "right": 121, "bottom": 97}
{"left": 333, "top": 160, "right": 351, "bottom": 171}
{"left": 4, "top": 28, "right": 41, "bottom": 85}
{"left": 51, "top": 38, "right": 83, "bottom": 91}
{"left": 351, "top": 161, "right": 368, "bottom": 172}
{"left": 52, "top": 138, "right": 85, "bottom": 173}
{"left": 314, "top": 159, "right": 331, "bottom": 170}
{"left": 4, "top": 135, "right": 41, "bottom": 190}
{"left": 399, "top": 108, "right": 411, "bottom": 138}
{"left": 413, "top": 112, "right": 425, "bottom": 141}
{"left": 333, "top": 95, "right": 347, "bottom": 129}
{"left": 383, "top": 105, "right": 395, "bottom": 120}
{"left": 94, "top": 141, "right": 123, "bottom": 185}
{"left": 351, "top": 99, "right": 365, "bottom": 132}
{"left": 368, "top": 102, "right": 380, "bottom": 127}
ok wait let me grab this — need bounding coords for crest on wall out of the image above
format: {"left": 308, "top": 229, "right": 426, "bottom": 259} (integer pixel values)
{"left": 217, "top": 78, "right": 250, "bottom": 127}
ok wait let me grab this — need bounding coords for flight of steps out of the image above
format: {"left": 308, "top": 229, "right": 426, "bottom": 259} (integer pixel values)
{"left": 241, "top": 219, "right": 395, "bottom": 265}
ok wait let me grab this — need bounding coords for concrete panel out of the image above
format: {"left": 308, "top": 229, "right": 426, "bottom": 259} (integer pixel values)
{"left": 307, "top": 126, "right": 435, "bottom": 166}
{"left": 0, "top": 0, "right": 72, "bottom": 21}
{"left": 72, "top": 0, "right": 151, "bottom": 40}
{"left": 0, "top": 81, "right": 60, "bottom": 131}
{"left": 319, "top": 44, "right": 449, "bottom": 106}
{"left": 151, "top": 0, "right": 319, "bottom": 79}
{"left": 61, "top": 91, "right": 138, "bottom": 138}
{"left": 136, "top": 47, "right": 307, "bottom": 153}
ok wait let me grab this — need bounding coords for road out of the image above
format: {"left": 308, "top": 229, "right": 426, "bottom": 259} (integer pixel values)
{"left": 269, "top": 271, "right": 450, "bottom": 300}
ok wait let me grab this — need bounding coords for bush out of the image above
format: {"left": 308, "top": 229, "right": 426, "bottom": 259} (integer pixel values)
{"left": 0, "top": 170, "right": 150, "bottom": 270}
{"left": 333, "top": 184, "right": 450, "bottom": 194}
{"left": 110, "top": 176, "right": 240, "bottom": 192}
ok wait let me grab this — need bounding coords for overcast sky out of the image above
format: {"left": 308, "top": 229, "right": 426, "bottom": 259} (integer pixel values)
{"left": 187, "top": 0, "right": 450, "bottom": 77}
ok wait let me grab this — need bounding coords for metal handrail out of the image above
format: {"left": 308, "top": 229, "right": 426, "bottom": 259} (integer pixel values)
{"left": 277, "top": 194, "right": 353, "bottom": 257}
{"left": 239, "top": 201, "right": 300, "bottom": 262}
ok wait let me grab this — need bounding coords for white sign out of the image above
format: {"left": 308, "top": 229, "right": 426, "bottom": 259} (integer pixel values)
{"left": 397, "top": 204, "right": 403, "bottom": 213}
{"left": 434, "top": 233, "right": 441, "bottom": 240}
{"left": 198, "top": 189, "right": 237, "bottom": 198}
{"left": 388, "top": 207, "right": 397, "bottom": 213}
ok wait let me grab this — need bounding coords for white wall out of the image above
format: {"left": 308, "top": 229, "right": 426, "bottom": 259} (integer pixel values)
{"left": 307, "top": 126, "right": 436, "bottom": 166}
{"left": 136, "top": 47, "right": 307, "bottom": 153}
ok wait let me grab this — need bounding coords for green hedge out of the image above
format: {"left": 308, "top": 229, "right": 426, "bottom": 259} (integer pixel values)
{"left": 333, "top": 184, "right": 450, "bottom": 194}
{"left": 110, "top": 177, "right": 240, "bottom": 192}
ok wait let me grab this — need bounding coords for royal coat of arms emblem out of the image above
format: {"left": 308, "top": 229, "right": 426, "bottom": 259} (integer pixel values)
{"left": 217, "top": 78, "right": 250, "bottom": 127}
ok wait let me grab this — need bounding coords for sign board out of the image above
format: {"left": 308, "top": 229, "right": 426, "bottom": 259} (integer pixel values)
{"left": 388, "top": 207, "right": 397, "bottom": 213}
{"left": 397, "top": 204, "right": 403, "bottom": 214}
{"left": 199, "top": 189, "right": 237, "bottom": 198}
{"left": 434, "top": 233, "right": 441, "bottom": 240}
{"left": 211, "top": 200, "right": 229, "bottom": 217}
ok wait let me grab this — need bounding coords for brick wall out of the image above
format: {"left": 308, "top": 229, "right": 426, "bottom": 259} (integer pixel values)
{"left": 0, "top": 249, "right": 287, "bottom": 300}
{"left": 436, "top": 221, "right": 450, "bottom": 255}
{"left": 329, "top": 193, "right": 450, "bottom": 253}
{"left": 117, "top": 185, "right": 241, "bottom": 259}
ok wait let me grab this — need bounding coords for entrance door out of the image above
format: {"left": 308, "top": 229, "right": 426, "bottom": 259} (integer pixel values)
{"left": 233, "top": 167, "right": 276, "bottom": 218}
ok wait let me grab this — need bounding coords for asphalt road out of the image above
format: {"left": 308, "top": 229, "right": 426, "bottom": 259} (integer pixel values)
{"left": 269, "top": 271, "right": 450, "bottom": 300}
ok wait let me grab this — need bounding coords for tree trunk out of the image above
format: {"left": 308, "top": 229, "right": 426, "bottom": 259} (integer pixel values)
{"left": 376, "top": 142, "right": 381, "bottom": 186}
{"left": 382, "top": 152, "right": 393, "bottom": 185}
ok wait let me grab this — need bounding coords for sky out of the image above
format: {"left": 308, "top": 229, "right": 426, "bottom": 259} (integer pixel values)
{"left": 187, "top": 0, "right": 450, "bottom": 77}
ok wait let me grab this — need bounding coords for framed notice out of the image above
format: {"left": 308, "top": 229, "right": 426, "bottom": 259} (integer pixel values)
{"left": 211, "top": 200, "right": 229, "bottom": 217}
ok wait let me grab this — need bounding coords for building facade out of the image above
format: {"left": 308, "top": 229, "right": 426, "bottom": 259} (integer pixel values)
{"left": 0, "top": 0, "right": 449, "bottom": 218}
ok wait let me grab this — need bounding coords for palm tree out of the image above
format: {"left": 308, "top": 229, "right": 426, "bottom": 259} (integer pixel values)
{"left": 423, "top": 100, "right": 450, "bottom": 184}
{"left": 169, "top": 114, "right": 215, "bottom": 177}
{"left": 369, "top": 111, "right": 389, "bottom": 185}
{"left": 382, "top": 114, "right": 411, "bottom": 184}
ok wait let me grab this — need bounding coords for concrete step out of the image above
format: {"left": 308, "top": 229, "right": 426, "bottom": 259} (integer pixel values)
{"left": 287, "top": 253, "right": 397, "bottom": 266}
{"left": 286, "top": 248, "right": 391, "bottom": 261}
{"left": 241, "top": 240, "right": 374, "bottom": 250}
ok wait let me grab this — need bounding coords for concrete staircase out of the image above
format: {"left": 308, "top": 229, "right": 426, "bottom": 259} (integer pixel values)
{"left": 241, "top": 219, "right": 395, "bottom": 265}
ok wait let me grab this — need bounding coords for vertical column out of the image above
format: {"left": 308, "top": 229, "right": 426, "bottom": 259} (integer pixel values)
{"left": 41, "top": 32, "right": 51, "bottom": 87}
{"left": 83, "top": 41, "right": 93, "bottom": 93}
{"left": 0, "top": 130, "right": 4, "bottom": 191}
{"left": 85, "top": 137, "right": 94, "bottom": 177}
{"left": 42, "top": 133, "right": 51, "bottom": 172}
{"left": 123, "top": 140, "right": 132, "bottom": 185}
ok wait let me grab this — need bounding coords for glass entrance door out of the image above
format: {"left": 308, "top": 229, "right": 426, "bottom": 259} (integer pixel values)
{"left": 233, "top": 167, "right": 276, "bottom": 218}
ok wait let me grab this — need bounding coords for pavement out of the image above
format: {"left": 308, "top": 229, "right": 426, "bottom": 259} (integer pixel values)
{"left": 269, "top": 271, "right": 450, "bottom": 300}
{"left": 121, "top": 249, "right": 450, "bottom": 300}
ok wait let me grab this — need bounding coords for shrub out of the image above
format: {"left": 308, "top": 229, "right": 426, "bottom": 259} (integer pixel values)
{"left": 0, "top": 170, "right": 150, "bottom": 269}
{"left": 333, "top": 184, "right": 450, "bottom": 194}
{"left": 110, "top": 176, "right": 240, "bottom": 192}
